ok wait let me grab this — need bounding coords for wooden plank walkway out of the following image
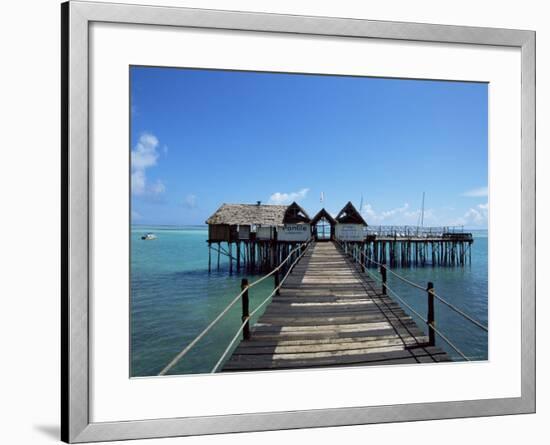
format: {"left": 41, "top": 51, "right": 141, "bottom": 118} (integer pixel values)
{"left": 223, "top": 241, "right": 450, "bottom": 371}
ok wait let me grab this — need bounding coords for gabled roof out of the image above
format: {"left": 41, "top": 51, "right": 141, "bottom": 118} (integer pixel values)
{"left": 205, "top": 203, "right": 288, "bottom": 226}
{"left": 335, "top": 201, "right": 368, "bottom": 226}
{"left": 283, "top": 201, "right": 311, "bottom": 224}
{"left": 311, "top": 208, "right": 337, "bottom": 226}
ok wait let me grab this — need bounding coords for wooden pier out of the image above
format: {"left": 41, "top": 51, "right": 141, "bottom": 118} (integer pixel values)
{"left": 363, "top": 226, "right": 473, "bottom": 268}
{"left": 205, "top": 202, "right": 473, "bottom": 273}
{"left": 223, "top": 242, "right": 450, "bottom": 372}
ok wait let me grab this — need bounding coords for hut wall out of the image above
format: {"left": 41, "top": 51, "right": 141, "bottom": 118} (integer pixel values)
{"left": 278, "top": 223, "right": 311, "bottom": 242}
{"left": 257, "top": 226, "right": 275, "bottom": 240}
{"left": 237, "top": 225, "right": 251, "bottom": 240}
{"left": 335, "top": 224, "right": 365, "bottom": 241}
{"left": 208, "top": 224, "right": 231, "bottom": 242}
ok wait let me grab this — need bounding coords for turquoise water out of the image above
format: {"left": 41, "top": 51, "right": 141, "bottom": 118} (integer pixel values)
{"left": 383, "top": 230, "right": 488, "bottom": 361}
{"left": 130, "top": 226, "right": 488, "bottom": 376}
{"left": 130, "top": 225, "right": 274, "bottom": 377}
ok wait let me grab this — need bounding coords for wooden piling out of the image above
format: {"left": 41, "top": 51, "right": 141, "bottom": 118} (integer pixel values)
{"left": 208, "top": 242, "right": 211, "bottom": 273}
{"left": 274, "top": 267, "right": 280, "bottom": 296}
{"left": 381, "top": 263, "right": 387, "bottom": 295}
{"left": 236, "top": 242, "right": 241, "bottom": 272}
{"left": 229, "top": 242, "right": 233, "bottom": 275}
{"left": 241, "top": 278, "right": 250, "bottom": 340}
{"left": 427, "top": 282, "right": 435, "bottom": 346}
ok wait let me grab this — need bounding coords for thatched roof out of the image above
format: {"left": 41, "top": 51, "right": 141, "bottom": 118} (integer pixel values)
{"left": 283, "top": 202, "right": 311, "bottom": 224}
{"left": 335, "top": 201, "right": 368, "bottom": 226}
{"left": 311, "top": 208, "right": 337, "bottom": 226}
{"left": 206, "top": 203, "right": 289, "bottom": 226}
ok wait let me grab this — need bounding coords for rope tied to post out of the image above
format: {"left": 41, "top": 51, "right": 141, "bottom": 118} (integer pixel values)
{"left": 158, "top": 240, "right": 312, "bottom": 376}
{"left": 336, "top": 240, "right": 487, "bottom": 361}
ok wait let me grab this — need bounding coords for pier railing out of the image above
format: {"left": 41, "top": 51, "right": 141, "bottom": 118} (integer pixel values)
{"left": 337, "top": 241, "right": 487, "bottom": 361}
{"left": 366, "top": 225, "right": 466, "bottom": 238}
{"left": 158, "top": 240, "right": 312, "bottom": 376}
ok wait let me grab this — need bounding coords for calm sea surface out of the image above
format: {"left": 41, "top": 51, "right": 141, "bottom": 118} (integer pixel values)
{"left": 130, "top": 226, "right": 488, "bottom": 376}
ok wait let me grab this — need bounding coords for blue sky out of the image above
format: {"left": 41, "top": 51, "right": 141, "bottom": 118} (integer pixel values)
{"left": 130, "top": 66, "right": 488, "bottom": 228}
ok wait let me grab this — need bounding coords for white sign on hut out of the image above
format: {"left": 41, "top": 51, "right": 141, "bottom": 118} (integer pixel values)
{"left": 334, "top": 201, "right": 368, "bottom": 241}
{"left": 278, "top": 202, "right": 311, "bottom": 242}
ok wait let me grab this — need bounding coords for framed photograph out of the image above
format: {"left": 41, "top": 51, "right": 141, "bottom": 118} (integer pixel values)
{"left": 62, "top": 1, "right": 535, "bottom": 442}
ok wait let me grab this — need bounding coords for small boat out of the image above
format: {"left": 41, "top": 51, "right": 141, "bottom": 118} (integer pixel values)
{"left": 141, "top": 232, "right": 157, "bottom": 240}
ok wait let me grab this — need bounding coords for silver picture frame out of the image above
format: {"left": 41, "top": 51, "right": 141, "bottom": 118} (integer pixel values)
{"left": 61, "top": 1, "right": 535, "bottom": 442}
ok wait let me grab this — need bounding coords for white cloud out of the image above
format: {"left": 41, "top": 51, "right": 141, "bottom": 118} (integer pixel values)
{"left": 131, "top": 133, "right": 166, "bottom": 197}
{"left": 362, "top": 202, "right": 435, "bottom": 226}
{"left": 150, "top": 179, "right": 166, "bottom": 195}
{"left": 453, "top": 202, "right": 488, "bottom": 227}
{"left": 268, "top": 188, "right": 309, "bottom": 205}
{"left": 183, "top": 193, "right": 198, "bottom": 209}
{"left": 362, "top": 200, "right": 488, "bottom": 228}
{"left": 131, "top": 210, "right": 142, "bottom": 221}
{"left": 462, "top": 186, "right": 488, "bottom": 197}
{"left": 362, "top": 203, "right": 377, "bottom": 220}
{"left": 131, "top": 133, "right": 159, "bottom": 170}
{"left": 381, "top": 203, "right": 409, "bottom": 219}
{"left": 131, "top": 170, "right": 146, "bottom": 195}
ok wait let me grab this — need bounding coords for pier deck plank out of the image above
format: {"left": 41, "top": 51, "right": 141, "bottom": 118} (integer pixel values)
{"left": 223, "top": 241, "right": 450, "bottom": 371}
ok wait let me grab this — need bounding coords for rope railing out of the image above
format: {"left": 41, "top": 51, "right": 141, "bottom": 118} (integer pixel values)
{"left": 210, "top": 244, "right": 310, "bottom": 373}
{"left": 337, "top": 240, "right": 487, "bottom": 361}
{"left": 372, "top": 279, "right": 472, "bottom": 361}
{"left": 158, "top": 240, "right": 311, "bottom": 376}
{"left": 353, "top": 259, "right": 473, "bottom": 361}
{"left": 350, "top": 245, "right": 488, "bottom": 332}
{"left": 431, "top": 290, "right": 488, "bottom": 332}
{"left": 157, "top": 288, "right": 246, "bottom": 376}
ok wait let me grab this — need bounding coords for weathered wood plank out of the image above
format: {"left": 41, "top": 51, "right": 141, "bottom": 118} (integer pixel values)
{"left": 223, "top": 347, "right": 450, "bottom": 371}
{"left": 222, "top": 242, "right": 449, "bottom": 372}
{"left": 235, "top": 334, "right": 429, "bottom": 349}
{"left": 248, "top": 327, "right": 427, "bottom": 343}
{"left": 234, "top": 337, "right": 427, "bottom": 355}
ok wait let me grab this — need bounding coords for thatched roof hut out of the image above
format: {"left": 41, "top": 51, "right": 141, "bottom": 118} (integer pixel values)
{"left": 311, "top": 208, "right": 337, "bottom": 226}
{"left": 311, "top": 208, "right": 337, "bottom": 240}
{"left": 206, "top": 201, "right": 311, "bottom": 241}
{"left": 335, "top": 201, "right": 368, "bottom": 226}
{"left": 334, "top": 201, "right": 367, "bottom": 242}
{"left": 282, "top": 202, "right": 311, "bottom": 224}
{"left": 206, "top": 203, "right": 288, "bottom": 226}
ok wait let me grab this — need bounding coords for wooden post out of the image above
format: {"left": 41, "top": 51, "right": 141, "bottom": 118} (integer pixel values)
{"left": 251, "top": 242, "right": 255, "bottom": 273}
{"left": 241, "top": 278, "right": 250, "bottom": 340}
{"left": 427, "top": 282, "right": 435, "bottom": 346}
{"left": 208, "top": 242, "right": 211, "bottom": 273}
{"left": 229, "top": 242, "right": 233, "bottom": 275}
{"left": 236, "top": 242, "right": 241, "bottom": 273}
{"left": 381, "top": 263, "right": 387, "bottom": 295}
{"left": 271, "top": 227, "right": 278, "bottom": 270}
{"left": 274, "top": 267, "right": 280, "bottom": 296}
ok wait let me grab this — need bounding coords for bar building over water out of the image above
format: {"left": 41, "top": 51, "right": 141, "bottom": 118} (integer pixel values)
{"left": 205, "top": 201, "right": 473, "bottom": 273}
{"left": 205, "top": 201, "right": 311, "bottom": 273}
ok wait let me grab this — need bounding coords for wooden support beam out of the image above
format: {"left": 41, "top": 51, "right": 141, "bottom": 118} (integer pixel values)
{"left": 427, "top": 282, "right": 435, "bottom": 347}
